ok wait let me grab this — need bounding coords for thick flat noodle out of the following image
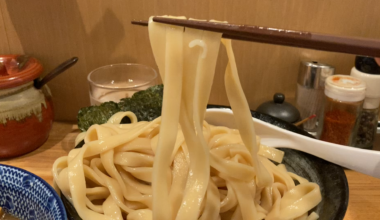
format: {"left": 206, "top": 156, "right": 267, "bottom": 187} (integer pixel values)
{"left": 127, "top": 209, "right": 152, "bottom": 220}
{"left": 107, "top": 112, "right": 138, "bottom": 124}
{"left": 279, "top": 183, "right": 321, "bottom": 218}
{"left": 75, "top": 132, "right": 86, "bottom": 146}
{"left": 148, "top": 16, "right": 167, "bottom": 81}
{"left": 67, "top": 145, "right": 113, "bottom": 220}
{"left": 103, "top": 196, "right": 123, "bottom": 219}
{"left": 258, "top": 145, "right": 284, "bottom": 163}
{"left": 175, "top": 20, "right": 223, "bottom": 220}
{"left": 170, "top": 149, "right": 190, "bottom": 218}
{"left": 307, "top": 212, "right": 319, "bottom": 220}
{"left": 199, "top": 178, "right": 220, "bottom": 220}
{"left": 221, "top": 39, "right": 272, "bottom": 188}
{"left": 150, "top": 15, "right": 185, "bottom": 220}
{"left": 52, "top": 15, "right": 322, "bottom": 220}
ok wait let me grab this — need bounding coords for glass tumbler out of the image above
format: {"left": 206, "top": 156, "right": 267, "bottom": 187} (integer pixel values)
{"left": 88, "top": 63, "right": 157, "bottom": 105}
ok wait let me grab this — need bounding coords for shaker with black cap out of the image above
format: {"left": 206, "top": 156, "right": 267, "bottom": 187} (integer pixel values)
{"left": 296, "top": 61, "right": 335, "bottom": 134}
{"left": 350, "top": 56, "right": 380, "bottom": 149}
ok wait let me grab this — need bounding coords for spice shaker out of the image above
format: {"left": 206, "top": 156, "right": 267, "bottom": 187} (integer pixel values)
{"left": 350, "top": 56, "right": 380, "bottom": 149}
{"left": 296, "top": 61, "right": 335, "bottom": 133}
{"left": 318, "top": 75, "right": 366, "bottom": 146}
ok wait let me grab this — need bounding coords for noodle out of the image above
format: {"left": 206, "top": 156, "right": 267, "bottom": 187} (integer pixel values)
{"left": 52, "top": 16, "right": 322, "bottom": 220}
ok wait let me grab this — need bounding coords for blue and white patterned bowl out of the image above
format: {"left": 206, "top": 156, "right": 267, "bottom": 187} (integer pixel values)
{"left": 0, "top": 164, "right": 67, "bottom": 220}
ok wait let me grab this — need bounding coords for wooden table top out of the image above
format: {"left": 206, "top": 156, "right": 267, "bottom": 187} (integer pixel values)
{"left": 1, "top": 122, "right": 379, "bottom": 219}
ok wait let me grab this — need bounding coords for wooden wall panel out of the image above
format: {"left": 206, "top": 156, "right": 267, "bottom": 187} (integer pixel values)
{"left": 0, "top": 0, "right": 379, "bottom": 122}
{"left": 0, "top": 2, "right": 9, "bottom": 53}
{"left": 0, "top": 1, "right": 23, "bottom": 54}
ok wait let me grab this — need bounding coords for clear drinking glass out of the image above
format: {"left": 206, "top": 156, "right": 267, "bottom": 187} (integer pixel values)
{"left": 88, "top": 63, "right": 157, "bottom": 105}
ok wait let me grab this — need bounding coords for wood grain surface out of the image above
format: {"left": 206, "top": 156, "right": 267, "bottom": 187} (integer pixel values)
{"left": 0, "top": 122, "right": 379, "bottom": 219}
{"left": 0, "top": 0, "right": 380, "bottom": 121}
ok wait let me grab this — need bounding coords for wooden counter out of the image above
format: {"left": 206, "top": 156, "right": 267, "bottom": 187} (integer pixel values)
{"left": 1, "top": 122, "right": 379, "bottom": 219}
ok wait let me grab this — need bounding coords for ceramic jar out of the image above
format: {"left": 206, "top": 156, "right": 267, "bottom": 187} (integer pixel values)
{"left": 0, "top": 55, "right": 54, "bottom": 158}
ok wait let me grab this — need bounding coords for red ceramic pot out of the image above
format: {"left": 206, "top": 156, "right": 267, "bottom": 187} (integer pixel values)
{"left": 0, "top": 55, "right": 54, "bottom": 158}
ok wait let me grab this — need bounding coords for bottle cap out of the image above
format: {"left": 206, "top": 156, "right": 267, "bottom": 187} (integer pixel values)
{"left": 325, "top": 75, "right": 366, "bottom": 102}
{"left": 351, "top": 67, "right": 380, "bottom": 108}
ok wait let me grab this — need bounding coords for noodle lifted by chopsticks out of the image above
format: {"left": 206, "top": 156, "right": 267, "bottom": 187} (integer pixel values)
{"left": 52, "top": 16, "right": 322, "bottom": 220}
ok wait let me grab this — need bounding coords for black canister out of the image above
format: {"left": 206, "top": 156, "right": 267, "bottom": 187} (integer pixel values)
{"left": 256, "top": 93, "right": 300, "bottom": 123}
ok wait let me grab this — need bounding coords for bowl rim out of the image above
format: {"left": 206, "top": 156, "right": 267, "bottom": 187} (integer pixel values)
{"left": 0, "top": 163, "right": 68, "bottom": 220}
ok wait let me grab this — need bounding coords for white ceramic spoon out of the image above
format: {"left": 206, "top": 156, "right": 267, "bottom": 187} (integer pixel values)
{"left": 205, "top": 108, "right": 380, "bottom": 179}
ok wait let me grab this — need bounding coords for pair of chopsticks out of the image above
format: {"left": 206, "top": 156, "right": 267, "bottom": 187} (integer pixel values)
{"left": 132, "top": 17, "right": 380, "bottom": 57}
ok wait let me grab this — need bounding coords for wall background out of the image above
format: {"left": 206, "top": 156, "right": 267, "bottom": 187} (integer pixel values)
{"left": 0, "top": 0, "right": 379, "bottom": 122}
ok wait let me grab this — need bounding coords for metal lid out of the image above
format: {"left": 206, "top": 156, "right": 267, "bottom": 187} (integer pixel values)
{"left": 325, "top": 75, "right": 366, "bottom": 102}
{"left": 0, "top": 55, "right": 43, "bottom": 89}
{"left": 256, "top": 93, "right": 301, "bottom": 123}
{"left": 298, "top": 61, "right": 335, "bottom": 89}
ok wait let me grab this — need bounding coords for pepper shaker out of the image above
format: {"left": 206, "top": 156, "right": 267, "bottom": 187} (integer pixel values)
{"left": 296, "top": 61, "right": 335, "bottom": 133}
{"left": 350, "top": 56, "right": 380, "bottom": 149}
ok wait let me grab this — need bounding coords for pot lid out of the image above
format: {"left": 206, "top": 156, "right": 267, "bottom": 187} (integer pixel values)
{"left": 0, "top": 55, "right": 43, "bottom": 89}
{"left": 256, "top": 93, "right": 301, "bottom": 123}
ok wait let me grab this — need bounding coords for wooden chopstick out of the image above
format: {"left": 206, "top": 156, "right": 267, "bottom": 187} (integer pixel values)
{"left": 294, "top": 114, "right": 317, "bottom": 127}
{"left": 132, "top": 18, "right": 380, "bottom": 57}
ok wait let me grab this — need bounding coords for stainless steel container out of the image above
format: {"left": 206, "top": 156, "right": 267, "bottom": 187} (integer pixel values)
{"left": 296, "top": 61, "right": 335, "bottom": 132}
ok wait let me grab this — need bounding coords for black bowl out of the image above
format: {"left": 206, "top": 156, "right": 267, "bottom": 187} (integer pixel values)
{"left": 207, "top": 104, "right": 349, "bottom": 220}
{"left": 63, "top": 105, "right": 349, "bottom": 220}
{"left": 280, "top": 148, "right": 348, "bottom": 219}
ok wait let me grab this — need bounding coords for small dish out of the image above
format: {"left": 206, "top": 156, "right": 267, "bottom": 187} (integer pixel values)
{"left": 0, "top": 164, "right": 67, "bottom": 220}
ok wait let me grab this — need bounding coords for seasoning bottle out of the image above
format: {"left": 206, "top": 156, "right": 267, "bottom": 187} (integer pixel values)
{"left": 350, "top": 56, "right": 380, "bottom": 149}
{"left": 318, "top": 75, "right": 366, "bottom": 146}
{"left": 296, "top": 61, "right": 335, "bottom": 133}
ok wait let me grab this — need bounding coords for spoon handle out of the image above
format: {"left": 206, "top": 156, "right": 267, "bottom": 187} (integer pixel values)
{"left": 205, "top": 108, "right": 380, "bottom": 179}
{"left": 263, "top": 133, "right": 380, "bottom": 179}
{"left": 34, "top": 57, "right": 78, "bottom": 89}
{"left": 251, "top": 113, "right": 380, "bottom": 179}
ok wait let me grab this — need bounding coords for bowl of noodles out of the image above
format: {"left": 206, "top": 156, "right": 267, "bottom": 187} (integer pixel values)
{"left": 52, "top": 16, "right": 349, "bottom": 220}
{"left": 57, "top": 108, "right": 348, "bottom": 220}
